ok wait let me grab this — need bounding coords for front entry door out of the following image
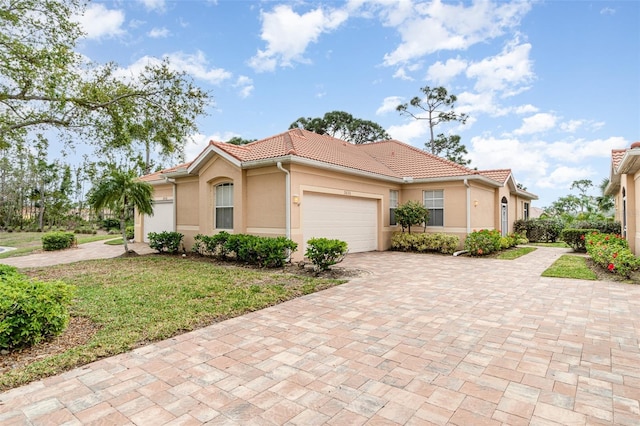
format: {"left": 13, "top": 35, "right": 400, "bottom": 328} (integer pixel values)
{"left": 501, "top": 198, "right": 508, "bottom": 236}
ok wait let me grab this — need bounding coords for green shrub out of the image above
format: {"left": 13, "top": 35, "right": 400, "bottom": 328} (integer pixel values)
{"left": 464, "top": 229, "right": 502, "bottom": 256}
{"left": 0, "top": 264, "right": 18, "bottom": 278}
{"left": 125, "top": 226, "right": 134, "bottom": 240}
{"left": 585, "top": 232, "right": 640, "bottom": 278}
{"left": 391, "top": 232, "right": 459, "bottom": 254}
{"left": 194, "top": 232, "right": 297, "bottom": 267}
{"left": 102, "top": 218, "right": 120, "bottom": 230}
{"left": 305, "top": 238, "right": 348, "bottom": 271}
{"left": 0, "top": 272, "right": 75, "bottom": 350}
{"left": 514, "top": 219, "right": 564, "bottom": 242}
{"left": 570, "top": 220, "right": 621, "bottom": 235}
{"left": 394, "top": 200, "right": 429, "bottom": 233}
{"left": 42, "top": 231, "right": 76, "bottom": 251}
{"left": 148, "top": 231, "right": 184, "bottom": 254}
{"left": 193, "top": 232, "right": 232, "bottom": 258}
{"left": 561, "top": 228, "right": 598, "bottom": 252}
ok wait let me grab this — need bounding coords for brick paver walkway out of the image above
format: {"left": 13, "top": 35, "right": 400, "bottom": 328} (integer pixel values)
{"left": 1, "top": 247, "right": 639, "bottom": 425}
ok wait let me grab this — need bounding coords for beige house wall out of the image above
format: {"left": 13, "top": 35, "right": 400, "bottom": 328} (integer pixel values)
{"left": 135, "top": 153, "right": 535, "bottom": 258}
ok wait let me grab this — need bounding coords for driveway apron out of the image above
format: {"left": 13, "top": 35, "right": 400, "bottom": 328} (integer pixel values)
{"left": 1, "top": 247, "right": 639, "bottom": 425}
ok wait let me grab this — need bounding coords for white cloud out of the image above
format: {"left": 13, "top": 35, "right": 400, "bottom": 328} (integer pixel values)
{"left": 185, "top": 131, "right": 241, "bottom": 161}
{"left": 137, "top": 0, "right": 166, "bottom": 12}
{"left": 392, "top": 67, "right": 414, "bottom": 81}
{"left": 76, "top": 4, "right": 125, "bottom": 40}
{"left": 427, "top": 57, "right": 467, "bottom": 85}
{"left": 545, "top": 136, "right": 628, "bottom": 163}
{"left": 234, "top": 76, "right": 254, "bottom": 98}
{"left": 600, "top": 7, "right": 615, "bottom": 15}
{"left": 560, "top": 119, "right": 583, "bottom": 133}
{"left": 387, "top": 119, "right": 430, "bottom": 146}
{"left": 536, "top": 166, "right": 595, "bottom": 189}
{"left": 382, "top": 0, "right": 532, "bottom": 66}
{"left": 513, "top": 113, "right": 557, "bottom": 135}
{"left": 513, "top": 104, "right": 538, "bottom": 114}
{"left": 148, "top": 27, "right": 170, "bottom": 38}
{"left": 376, "top": 96, "right": 403, "bottom": 115}
{"left": 469, "top": 135, "right": 549, "bottom": 176}
{"left": 113, "top": 51, "right": 232, "bottom": 86}
{"left": 249, "top": 5, "right": 349, "bottom": 72}
{"left": 466, "top": 40, "right": 534, "bottom": 95}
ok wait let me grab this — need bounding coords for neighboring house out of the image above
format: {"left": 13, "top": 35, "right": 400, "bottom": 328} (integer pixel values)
{"left": 605, "top": 142, "right": 640, "bottom": 254}
{"left": 136, "top": 129, "right": 537, "bottom": 260}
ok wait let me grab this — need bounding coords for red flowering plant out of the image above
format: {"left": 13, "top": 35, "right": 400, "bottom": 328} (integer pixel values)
{"left": 464, "top": 229, "right": 502, "bottom": 256}
{"left": 585, "top": 233, "right": 640, "bottom": 277}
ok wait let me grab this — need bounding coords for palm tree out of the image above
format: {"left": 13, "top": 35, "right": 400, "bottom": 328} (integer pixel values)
{"left": 596, "top": 177, "right": 615, "bottom": 216}
{"left": 88, "top": 168, "right": 153, "bottom": 253}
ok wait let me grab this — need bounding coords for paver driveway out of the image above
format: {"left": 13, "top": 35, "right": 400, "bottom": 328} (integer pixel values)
{"left": 1, "top": 247, "right": 639, "bottom": 425}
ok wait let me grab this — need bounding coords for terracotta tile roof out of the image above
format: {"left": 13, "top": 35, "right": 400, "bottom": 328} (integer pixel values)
{"left": 478, "top": 169, "right": 512, "bottom": 184}
{"left": 140, "top": 162, "right": 192, "bottom": 182}
{"left": 612, "top": 148, "right": 626, "bottom": 170}
{"left": 356, "top": 140, "right": 476, "bottom": 179}
{"left": 211, "top": 129, "right": 475, "bottom": 179}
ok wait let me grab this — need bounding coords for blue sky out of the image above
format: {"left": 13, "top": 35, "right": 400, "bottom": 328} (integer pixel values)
{"left": 73, "top": 0, "right": 640, "bottom": 208}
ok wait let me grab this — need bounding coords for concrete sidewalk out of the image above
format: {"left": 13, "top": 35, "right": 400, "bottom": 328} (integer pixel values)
{"left": 0, "top": 239, "right": 156, "bottom": 268}
{"left": 1, "top": 247, "right": 639, "bottom": 425}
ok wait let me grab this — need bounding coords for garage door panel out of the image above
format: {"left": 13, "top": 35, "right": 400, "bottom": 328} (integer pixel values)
{"left": 303, "top": 193, "right": 377, "bottom": 253}
{"left": 143, "top": 202, "right": 174, "bottom": 242}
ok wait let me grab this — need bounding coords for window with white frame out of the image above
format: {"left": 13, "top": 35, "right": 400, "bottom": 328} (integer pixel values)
{"left": 423, "top": 190, "right": 444, "bottom": 226}
{"left": 524, "top": 202, "right": 530, "bottom": 220}
{"left": 215, "top": 183, "right": 233, "bottom": 229}
{"left": 390, "top": 190, "right": 399, "bottom": 225}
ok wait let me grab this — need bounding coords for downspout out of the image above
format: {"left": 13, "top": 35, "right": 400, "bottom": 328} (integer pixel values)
{"left": 164, "top": 176, "right": 177, "bottom": 233}
{"left": 276, "top": 162, "right": 291, "bottom": 241}
{"left": 464, "top": 178, "right": 471, "bottom": 234}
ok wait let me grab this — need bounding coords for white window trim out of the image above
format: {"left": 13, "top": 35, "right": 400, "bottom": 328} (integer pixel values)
{"left": 423, "top": 190, "right": 444, "bottom": 227}
{"left": 215, "top": 182, "right": 234, "bottom": 230}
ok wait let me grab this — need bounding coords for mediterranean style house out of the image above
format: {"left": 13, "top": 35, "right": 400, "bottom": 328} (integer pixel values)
{"left": 605, "top": 142, "right": 640, "bottom": 254}
{"left": 135, "top": 129, "right": 537, "bottom": 260}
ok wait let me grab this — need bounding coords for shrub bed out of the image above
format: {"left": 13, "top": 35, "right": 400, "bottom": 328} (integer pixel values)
{"left": 514, "top": 219, "right": 564, "bottom": 242}
{"left": 148, "top": 231, "right": 184, "bottom": 254}
{"left": 570, "top": 220, "right": 621, "bottom": 235}
{"left": 0, "top": 269, "right": 75, "bottom": 350}
{"left": 585, "top": 232, "right": 640, "bottom": 278}
{"left": 391, "top": 232, "right": 459, "bottom": 254}
{"left": 193, "top": 232, "right": 298, "bottom": 268}
{"left": 560, "top": 228, "right": 598, "bottom": 252}
{"left": 42, "top": 231, "right": 76, "bottom": 251}
{"left": 464, "top": 230, "right": 523, "bottom": 256}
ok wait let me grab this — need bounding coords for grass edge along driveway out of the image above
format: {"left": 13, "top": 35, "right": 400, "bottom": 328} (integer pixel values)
{"left": 1, "top": 255, "right": 345, "bottom": 391}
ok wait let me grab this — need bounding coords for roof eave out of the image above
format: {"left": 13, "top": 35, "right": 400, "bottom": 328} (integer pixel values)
{"left": 616, "top": 149, "right": 640, "bottom": 175}
{"left": 188, "top": 144, "right": 242, "bottom": 174}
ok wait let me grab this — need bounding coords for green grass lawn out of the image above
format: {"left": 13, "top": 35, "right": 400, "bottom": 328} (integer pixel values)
{"left": 0, "top": 256, "right": 344, "bottom": 390}
{"left": 542, "top": 255, "right": 597, "bottom": 280}
{"left": 0, "top": 232, "right": 117, "bottom": 259}
{"left": 496, "top": 246, "right": 537, "bottom": 260}
{"left": 529, "top": 241, "right": 570, "bottom": 248}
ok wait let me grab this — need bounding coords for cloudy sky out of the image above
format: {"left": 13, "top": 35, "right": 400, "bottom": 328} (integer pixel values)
{"left": 73, "top": 0, "right": 639, "bottom": 208}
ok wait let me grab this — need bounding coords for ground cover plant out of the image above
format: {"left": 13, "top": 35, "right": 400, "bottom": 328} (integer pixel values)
{"left": 585, "top": 232, "right": 640, "bottom": 278}
{"left": 0, "top": 256, "right": 345, "bottom": 390}
{"left": 542, "top": 255, "right": 597, "bottom": 280}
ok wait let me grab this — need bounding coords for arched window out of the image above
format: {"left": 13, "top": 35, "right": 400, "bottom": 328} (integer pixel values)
{"left": 215, "top": 183, "right": 233, "bottom": 229}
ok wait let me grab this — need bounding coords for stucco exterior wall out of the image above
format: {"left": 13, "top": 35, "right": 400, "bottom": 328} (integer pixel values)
{"left": 470, "top": 184, "right": 496, "bottom": 230}
{"left": 245, "top": 167, "right": 286, "bottom": 235}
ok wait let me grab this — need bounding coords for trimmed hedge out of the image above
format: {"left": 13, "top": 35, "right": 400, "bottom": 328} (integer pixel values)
{"left": 0, "top": 270, "right": 75, "bottom": 350}
{"left": 148, "top": 231, "right": 184, "bottom": 254}
{"left": 42, "top": 231, "right": 76, "bottom": 251}
{"left": 391, "top": 232, "right": 459, "bottom": 254}
{"left": 569, "top": 220, "right": 621, "bottom": 235}
{"left": 585, "top": 232, "right": 640, "bottom": 278}
{"left": 193, "top": 232, "right": 298, "bottom": 268}
{"left": 305, "top": 238, "right": 348, "bottom": 271}
{"left": 464, "top": 229, "right": 502, "bottom": 256}
{"left": 560, "top": 228, "right": 598, "bottom": 252}
{"left": 514, "top": 219, "right": 564, "bottom": 242}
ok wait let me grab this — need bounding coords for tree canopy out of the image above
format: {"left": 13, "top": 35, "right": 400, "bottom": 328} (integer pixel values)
{"left": 0, "top": 0, "right": 210, "bottom": 160}
{"left": 396, "top": 86, "right": 470, "bottom": 165}
{"left": 289, "top": 111, "right": 390, "bottom": 144}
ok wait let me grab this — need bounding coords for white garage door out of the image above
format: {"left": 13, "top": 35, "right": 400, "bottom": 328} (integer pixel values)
{"left": 143, "top": 201, "right": 174, "bottom": 242}
{"left": 303, "top": 193, "right": 378, "bottom": 253}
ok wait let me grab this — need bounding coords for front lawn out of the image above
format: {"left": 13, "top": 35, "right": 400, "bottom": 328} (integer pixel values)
{"left": 542, "top": 255, "right": 597, "bottom": 280}
{"left": 0, "top": 232, "right": 117, "bottom": 259}
{"left": 0, "top": 256, "right": 345, "bottom": 390}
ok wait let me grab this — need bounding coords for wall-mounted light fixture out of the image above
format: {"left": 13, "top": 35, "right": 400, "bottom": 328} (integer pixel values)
{"left": 293, "top": 194, "right": 300, "bottom": 205}
{"left": 473, "top": 200, "right": 479, "bottom": 207}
